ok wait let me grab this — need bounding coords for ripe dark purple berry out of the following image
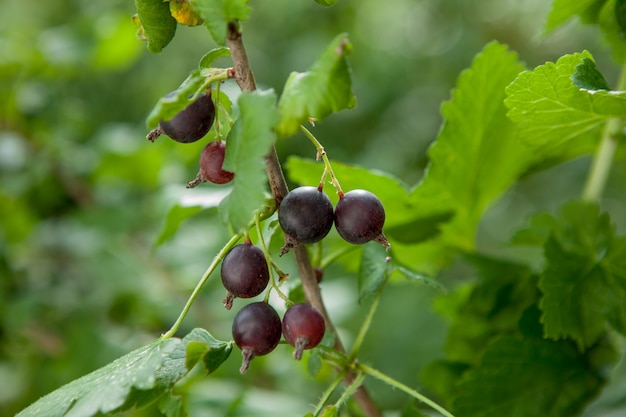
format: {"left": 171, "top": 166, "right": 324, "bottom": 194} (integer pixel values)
{"left": 278, "top": 186, "right": 334, "bottom": 254}
{"left": 147, "top": 92, "right": 215, "bottom": 143}
{"left": 334, "top": 189, "right": 389, "bottom": 249}
{"left": 232, "top": 302, "right": 282, "bottom": 373}
{"left": 221, "top": 242, "right": 270, "bottom": 310}
{"left": 282, "top": 303, "right": 326, "bottom": 360}
{"left": 186, "top": 140, "right": 235, "bottom": 188}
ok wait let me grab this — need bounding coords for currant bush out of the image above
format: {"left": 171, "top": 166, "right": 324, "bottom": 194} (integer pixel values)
{"left": 282, "top": 303, "right": 326, "bottom": 360}
{"left": 232, "top": 302, "right": 282, "bottom": 374}
{"left": 220, "top": 242, "right": 270, "bottom": 310}
{"left": 278, "top": 186, "right": 334, "bottom": 254}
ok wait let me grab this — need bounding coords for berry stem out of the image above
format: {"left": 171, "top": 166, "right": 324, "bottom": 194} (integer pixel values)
{"left": 255, "top": 213, "right": 291, "bottom": 305}
{"left": 581, "top": 62, "right": 626, "bottom": 202}
{"left": 358, "top": 363, "right": 456, "bottom": 417}
{"left": 299, "top": 125, "right": 344, "bottom": 197}
{"left": 227, "top": 24, "right": 381, "bottom": 417}
{"left": 161, "top": 233, "right": 242, "bottom": 339}
{"left": 214, "top": 82, "right": 221, "bottom": 140}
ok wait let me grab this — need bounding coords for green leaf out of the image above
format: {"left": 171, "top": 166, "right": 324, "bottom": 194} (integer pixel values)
{"left": 182, "top": 328, "right": 233, "bottom": 373}
{"left": 545, "top": 0, "right": 607, "bottom": 31}
{"left": 146, "top": 69, "right": 205, "bottom": 128}
{"left": 314, "top": 0, "right": 339, "bottom": 6}
{"left": 598, "top": 0, "right": 626, "bottom": 62}
{"left": 384, "top": 211, "right": 454, "bottom": 244}
{"left": 154, "top": 189, "right": 230, "bottom": 247}
{"left": 158, "top": 394, "right": 185, "bottom": 417}
{"left": 155, "top": 205, "right": 205, "bottom": 247}
{"left": 409, "top": 41, "right": 529, "bottom": 250}
{"left": 453, "top": 336, "right": 604, "bottom": 417}
{"left": 617, "top": 0, "right": 626, "bottom": 32}
{"left": 190, "top": 0, "right": 251, "bottom": 45}
{"left": 538, "top": 201, "right": 626, "bottom": 348}
{"left": 420, "top": 360, "right": 469, "bottom": 407}
{"left": 134, "top": 0, "right": 177, "bottom": 54}
{"left": 219, "top": 90, "right": 278, "bottom": 233}
{"left": 276, "top": 34, "right": 356, "bottom": 137}
{"left": 16, "top": 329, "right": 231, "bottom": 417}
{"left": 394, "top": 266, "right": 447, "bottom": 293}
{"left": 358, "top": 243, "right": 390, "bottom": 303}
{"left": 436, "top": 255, "right": 537, "bottom": 364}
{"left": 505, "top": 51, "right": 626, "bottom": 161}
{"left": 17, "top": 339, "right": 179, "bottom": 417}
{"left": 198, "top": 46, "right": 231, "bottom": 69}
{"left": 572, "top": 58, "right": 611, "bottom": 89}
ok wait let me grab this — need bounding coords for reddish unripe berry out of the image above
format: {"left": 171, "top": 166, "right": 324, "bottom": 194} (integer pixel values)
{"left": 221, "top": 243, "right": 269, "bottom": 310}
{"left": 232, "top": 302, "right": 282, "bottom": 373}
{"left": 282, "top": 303, "right": 326, "bottom": 360}
{"left": 334, "top": 189, "right": 389, "bottom": 249}
{"left": 278, "top": 186, "right": 334, "bottom": 254}
{"left": 187, "top": 140, "right": 234, "bottom": 188}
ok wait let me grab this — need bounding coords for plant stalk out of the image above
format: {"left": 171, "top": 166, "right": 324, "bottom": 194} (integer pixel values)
{"left": 359, "top": 363, "right": 455, "bottom": 417}
{"left": 226, "top": 23, "right": 382, "bottom": 417}
{"left": 161, "top": 233, "right": 242, "bottom": 339}
{"left": 581, "top": 63, "right": 626, "bottom": 202}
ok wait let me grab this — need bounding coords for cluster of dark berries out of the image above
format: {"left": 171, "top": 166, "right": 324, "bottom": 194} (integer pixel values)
{"left": 146, "top": 91, "right": 234, "bottom": 187}
{"left": 220, "top": 242, "right": 327, "bottom": 373}
{"left": 232, "top": 302, "right": 326, "bottom": 373}
{"left": 278, "top": 186, "right": 389, "bottom": 254}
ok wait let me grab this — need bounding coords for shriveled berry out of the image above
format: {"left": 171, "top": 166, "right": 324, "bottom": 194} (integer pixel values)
{"left": 282, "top": 303, "right": 326, "bottom": 360}
{"left": 147, "top": 92, "right": 215, "bottom": 143}
{"left": 334, "top": 189, "right": 389, "bottom": 249}
{"left": 187, "top": 140, "right": 234, "bottom": 188}
{"left": 232, "top": 302, "right": 282, "bottom": 373}
{"left": 221, "top": 243, "right": 269, "bottom": 310}
{"left": 278, "top": 186, "right": 334, "bottom": 254}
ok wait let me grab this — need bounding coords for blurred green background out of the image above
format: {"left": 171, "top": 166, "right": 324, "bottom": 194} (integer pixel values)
{"left": 1, "top": 0, "right": 624, "bottom": 415}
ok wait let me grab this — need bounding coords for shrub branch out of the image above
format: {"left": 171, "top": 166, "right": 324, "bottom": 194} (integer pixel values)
{"left": 226, "top": 22, "right": 382, "bottom": 417}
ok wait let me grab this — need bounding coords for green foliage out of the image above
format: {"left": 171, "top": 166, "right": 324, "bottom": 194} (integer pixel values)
{"left": 409, "top": 41, "right": 528, "bottom": 250}
{"left": 505, "top": 51, "right": 626, "bottom": 161}
{"left": 276, "top": 34, "right": 356, "bottom": 138}
{"left": 525, "top": 202, "right": 626, "bottom": 348}
{"left": 190, "top": 0, "right": 251, "bottom": 45}
{"left": 357, "top": 243, "right": 390, "bottom": 303}
{"left": 545, "top": 0, "right": 606, "bottom": 30}
{"left": 16, "top": 329, "right": 232, "bottom": 417}
{"left": 572, "top": 58, "right": 611, "bottom": 89}
{"left": 7, "top": 0, "right": 626, "bottom": 416}
{"left": 452, "top": 336, "right": 605, "bottom": 417}
{"left": 219, "top": 90, "right": 278, "bottom": 233}
{"left": 134, "top": 0, "right": 177, "bottom": 53}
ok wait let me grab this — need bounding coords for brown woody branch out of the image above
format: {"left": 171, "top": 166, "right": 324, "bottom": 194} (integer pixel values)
{"left": 226, "top": 22, "right": 381, "bottom": 417}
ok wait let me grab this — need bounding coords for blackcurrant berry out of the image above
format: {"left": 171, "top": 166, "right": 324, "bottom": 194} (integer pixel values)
{"left": 278, "top": 186, "right": 334, "bottom": 254}
{"left": 221, "top": 242, "right": 270, "bottom": 310}
{"left": 282, "top": 303, "right": 326, "bottom": 360}
{"left": 232, "top": 302, "right": 282, "bottom": 373}
{"left": 147, "top": 92, "right": 215, "bottom": 143}
{"left": 334, "top": 189, "right": 390, "bottom": 249}
{"left": 186, "top": 140, "right": 235, "bottom": 188}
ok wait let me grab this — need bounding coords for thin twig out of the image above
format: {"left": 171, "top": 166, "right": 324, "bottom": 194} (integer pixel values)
{"left": 226, "top": 22, "right": 382, "bottom": 417}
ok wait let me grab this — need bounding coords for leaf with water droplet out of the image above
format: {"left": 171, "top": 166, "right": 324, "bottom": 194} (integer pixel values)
{"left": 16, "top": 329, "right": 232, "bottom": 417}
